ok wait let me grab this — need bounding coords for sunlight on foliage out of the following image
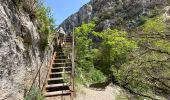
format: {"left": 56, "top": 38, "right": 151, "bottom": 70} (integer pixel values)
{"left": 35, "top": 0, "right": 55, "bottom": 50}
{"left": 75, "top": 22, "right": 107, "bottom": 85}
{"left": 143, "top": 16, "right": 165, "bottom": 33}
{"left": 93, "top": 29, "right": 137, "bottom": 75}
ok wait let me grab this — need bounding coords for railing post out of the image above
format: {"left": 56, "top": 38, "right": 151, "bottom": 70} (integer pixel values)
{"left": 72, "top": 23, "right": 75, "bottom": 97}
{"left": 72, "top": 24, "right": 75, "bottom": 77}
{"left": 38, "top": 70, "right": 40, "bottom": 89}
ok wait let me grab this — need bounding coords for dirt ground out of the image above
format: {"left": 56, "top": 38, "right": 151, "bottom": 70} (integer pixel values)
{"left": 75, "top": 84, "right": 128, "bottom": 100}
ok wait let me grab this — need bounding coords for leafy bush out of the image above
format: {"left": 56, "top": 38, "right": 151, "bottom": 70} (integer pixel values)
{"left": 13, "top": 0, "right": 55, "bottom": 50}
{"left": 76, "top": 67, "right": 106, "bottom": 85}
{"left": 114, "top": 16, "right": 170, "bottom": 99}
{"left": 143, "top": 16, "right": 165, "bottom": 33}
{"left": 93, "top": 29, "right": 137, "bottom": 76}
{"left": 25, "top": 86, "right": 44, "bottom": 100}
{"left": 35, "top": 0, "right": 55, "bottom": 50}
{"left": 74, "top": 22, "right": 107, "bottom": 85}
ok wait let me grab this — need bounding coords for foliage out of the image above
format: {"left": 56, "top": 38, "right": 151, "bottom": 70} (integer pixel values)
{"left": 74, "top": 7, "right": 168, "bottom": 99}
{"left": 76, "top": 67, "right": 106, "bottom": 85}
{"left": 114, "top": 16, "right": 170, "bottom": 99}
{"left": 25, "top": 86, "right": 44, "bottom": 100}
{"left": 93, "top": 29, "right": 137, "bottom": 75}
{"left": 75, "top": 22, "right": 95, "bottom": 59}
{"left": 76, "top": 16, "right": 169, "bottom": 99}
{"left": 35, "top": 0, "right": 55, "bottom": 50}
{"left": 75, "top": 22, "right": 107, "bottom": 85}
{"left": 13, "top": 0, "right": 55, "bottom": 50}
{"left": 142, "top": 16, "right": 165, "bottom": 33}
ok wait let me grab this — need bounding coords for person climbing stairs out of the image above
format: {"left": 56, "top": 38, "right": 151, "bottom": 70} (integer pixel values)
{"left": 44, "top": 36, "right": 74, "bottom": 100}
{"left": 44, "top": 35, "right": 74, "bottom": 100}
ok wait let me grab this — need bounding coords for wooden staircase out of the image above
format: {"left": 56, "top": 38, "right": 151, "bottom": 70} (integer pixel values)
{"left": 44, "top": 36, "right": 74, "bottom": 100}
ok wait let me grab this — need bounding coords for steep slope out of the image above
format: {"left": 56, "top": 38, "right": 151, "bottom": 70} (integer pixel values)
{"left": 60, "top": 0, "right": 167, "bottom": 33}
{"left": 59, "top": 0, "right": 170, "bottom": 99}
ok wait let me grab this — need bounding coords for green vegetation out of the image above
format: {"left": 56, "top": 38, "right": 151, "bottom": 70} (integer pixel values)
{"left": 13, "top": 0, "right": 55, "bottom": 50}
{"left": 75, "top": 14, "right": 170, "bottom": 99}
{"left": 74, "top": 22, "right": 137, "bottom": 86}
{"left": 25, "top": 86, "right": 44, "bottom": 100}
{"left": 143, "top": 16, "right": 165, "bottom": 33}
{"left": 93, "top": 29, "right": 137, "bottom": 76}
{"left": 13, "top": 0, "right": 169, "bottom": 99}
{"left": 114, "top": 16, "right": 169, "bottom": 99}
{"left": 35, "top": 0, "right": 55, "bottom": 50}
{"left": 75, "top": 22, "right": 107, "bottom": 85}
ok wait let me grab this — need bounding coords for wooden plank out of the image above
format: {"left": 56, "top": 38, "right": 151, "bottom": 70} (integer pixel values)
{"left": 50, "top": 71, "right": 71, "bottom": 75}
{"left": 46, "top": 83, "right": 70, "bottom": 88}
{"left": 52, "top": 67, "right": 71, "bottom": 70}
{"left": 48, "top": 77, "right": 70, "bottom": 81}
{"left": 44, "top": 90, "right": 71, "bottom": 97}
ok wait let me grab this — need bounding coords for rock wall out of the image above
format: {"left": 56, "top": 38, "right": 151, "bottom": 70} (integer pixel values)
{"left": 0, "top": 0, "right": 53, "bottom": 99}
{"left": 60, "top": 0, "right": 167, "bottom": 33}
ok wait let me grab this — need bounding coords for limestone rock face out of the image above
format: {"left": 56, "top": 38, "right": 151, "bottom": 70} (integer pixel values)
{"left": 60, "top": 0, "right": 167, "bottom": 33}
{"left": 0, "top": 0, "right": 52, "bottom": 99}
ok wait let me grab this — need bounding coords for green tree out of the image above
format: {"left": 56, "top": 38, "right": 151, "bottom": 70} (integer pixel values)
{"left": 116, "top": 16, "right": 170, "bottom": 99}
{"left": 93, "top": 29, "right": 137, "bottom": 76}
{"left": 75, "top": 22, "right": 106, "bottom": 85}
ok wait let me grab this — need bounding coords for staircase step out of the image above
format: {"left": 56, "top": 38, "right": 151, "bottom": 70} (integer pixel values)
{"left": 55, "top": 55, "right": 67, "bottom": 59}
{"left": 48, "top": 79, "right": 65, "bottom": 84}
{"left": 48, "top": 77, "right": 70, "bottom": 81}
{"left": 52, "top": 67, "right": 71, "bottom": 70}
{"left": 53, "top": 63, "right": 65, "bottom": 67}
{"left": 44, "top": 90, "right": 71, "bottom": 97}
{"left": 54, "top": 59, "right": 67, "bottom": 63}
{"left": 54, "top": 59, "right": 66, "bottom": 61}
{"left": 50, "top": 71, "right": 71, "bottom": 75}
{"left": 46, "top": 85, "right": 70, "bottom": 92}
{"left": 56, "top": 58, "right": 70, "bottom": 60}
{"left": 50, "top": 74, "right": 62, "bottom": 78}
{"left": 53, "top": 63, "right": 65, "bottom": 64}
{"left": 46, "top": 83, "right": 70, "bottom": 88}
{"left": 51, "top": 68, "right": 63, "bottom": 73}
{"left": 51, "top": 67, "right": 71, "bottom": 73}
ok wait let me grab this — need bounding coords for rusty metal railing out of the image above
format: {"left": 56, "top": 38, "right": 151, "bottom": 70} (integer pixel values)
{"left": 25, "top": 43, "right": 54, "bottom": 98}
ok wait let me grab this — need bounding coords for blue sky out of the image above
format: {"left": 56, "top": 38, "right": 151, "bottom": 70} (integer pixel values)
{"left": 44, "top": 0, "right": 90, "bottom": 25}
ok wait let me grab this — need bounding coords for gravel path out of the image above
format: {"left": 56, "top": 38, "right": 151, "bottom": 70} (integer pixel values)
{"left": 75, "top": 84, "right": 126, "bottom": 100}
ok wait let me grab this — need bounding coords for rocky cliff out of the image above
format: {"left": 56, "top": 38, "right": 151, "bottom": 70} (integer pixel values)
{"left": 60, "top": 0, "right": 168, "bottom": 33}
{"left": 0, "top": 0, "right": 52, "bottom": 99}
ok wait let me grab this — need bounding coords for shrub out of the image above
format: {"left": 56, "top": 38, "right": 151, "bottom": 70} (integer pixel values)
{"left": 24, "top": 86, "right": 44, "bottom": 100}
{"left": 35, "top": 0, "right": 55, "bottom": 50}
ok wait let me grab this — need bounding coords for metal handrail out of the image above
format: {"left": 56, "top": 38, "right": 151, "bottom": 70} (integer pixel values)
{"left": 63, "top": 35, "right": 75, "bottom": 93}
{"left": 25, "top": 42, "right": 54, "bottom": 97}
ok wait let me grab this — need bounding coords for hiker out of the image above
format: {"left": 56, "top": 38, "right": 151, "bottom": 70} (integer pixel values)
{"left": 58, "top": 27, "right": 66, "bottom": 50}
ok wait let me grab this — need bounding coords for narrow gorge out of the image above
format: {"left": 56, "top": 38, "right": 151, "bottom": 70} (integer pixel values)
{"left": 0, "top": 0, "right": 170, "bottom": 100}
